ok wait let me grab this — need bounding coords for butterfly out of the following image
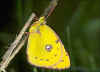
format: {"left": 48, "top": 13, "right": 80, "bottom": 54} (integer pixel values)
{"left": 27, "top": 16, "right": 70, "bottom": 69}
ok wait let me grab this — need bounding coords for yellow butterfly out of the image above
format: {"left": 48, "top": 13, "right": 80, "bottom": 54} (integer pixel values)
{"left": 27, "top": 16, "right": 70, "bottom": 69}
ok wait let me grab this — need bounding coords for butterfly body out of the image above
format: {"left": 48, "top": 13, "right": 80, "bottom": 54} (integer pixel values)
{"left": 27, "top": 16, "right": 70, "bottom": 69}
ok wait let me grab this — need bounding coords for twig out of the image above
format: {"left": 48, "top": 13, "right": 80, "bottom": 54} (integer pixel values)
{"left": 42, "top": 0, "right": 59, "bottom": 19}
{"left": 0, "top": 37, "right": 28, "bottom": 72}
{"left": 3, "top": 36, "right": 28, "bottom": 69}
{"left": 0, "top": 13, "right": 36, "bottom": 72}
{"left": 3, "top": 13, "right": 35, "bottom": 60}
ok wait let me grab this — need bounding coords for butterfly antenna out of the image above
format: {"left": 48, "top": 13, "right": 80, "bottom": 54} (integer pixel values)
{"left": 42, "top": 0, "right": 59, "bottom": 20}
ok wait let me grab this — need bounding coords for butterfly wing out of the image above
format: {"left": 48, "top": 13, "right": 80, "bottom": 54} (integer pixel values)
{"left": 27, "top": 23, "right": 70, "bottom": 69}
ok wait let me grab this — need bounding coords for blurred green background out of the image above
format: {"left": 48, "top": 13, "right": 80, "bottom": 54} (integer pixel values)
{"left": 0, "top": 0, "right": 100, "bottom": 72}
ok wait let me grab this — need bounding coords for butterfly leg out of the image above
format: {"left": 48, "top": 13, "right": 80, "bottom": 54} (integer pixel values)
{"left": 25, "top": 32, "right": 30, "bottom": 35}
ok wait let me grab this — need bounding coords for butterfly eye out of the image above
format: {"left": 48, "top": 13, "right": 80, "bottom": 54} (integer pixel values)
{"left": 45, "top": 44, "right": 52, "bottom": 52}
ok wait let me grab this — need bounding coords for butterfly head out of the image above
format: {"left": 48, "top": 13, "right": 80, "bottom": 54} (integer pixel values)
{"left": 38, "top": 16, "right": 45, "bottom": 24}
{"left": 29, "top": 16, "right": 46, "bottom": 32}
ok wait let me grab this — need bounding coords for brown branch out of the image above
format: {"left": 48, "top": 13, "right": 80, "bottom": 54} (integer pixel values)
{"left": 42, "top": 0, "right": 59, "bottom": 19}
{"left": 2, "top": 13, "right": 35, "bottom": 60}
{"left": 0, "top": 13, "right": 36, "bottom": 72}
{"left": 3, "top": 36, "right": 28, "bottom": 70}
